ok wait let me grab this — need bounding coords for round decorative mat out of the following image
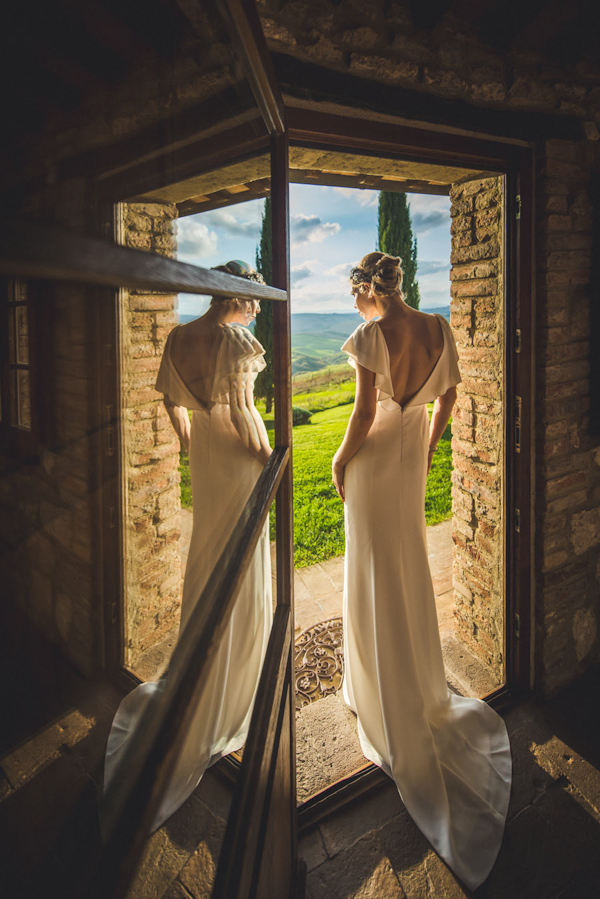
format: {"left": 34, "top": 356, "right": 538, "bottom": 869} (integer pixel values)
{"left": 294, "top": 617, "right": 344, "bottom": 710}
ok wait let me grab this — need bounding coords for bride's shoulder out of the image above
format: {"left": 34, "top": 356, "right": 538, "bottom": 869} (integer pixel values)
{"left": 348, "top": 319, "right": 379, "bottom": 340}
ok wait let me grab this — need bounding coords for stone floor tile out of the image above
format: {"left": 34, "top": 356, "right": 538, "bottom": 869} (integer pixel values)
{"left": 296, "top": 694, "right": 366, "bottom": 802}
{"left": 505, "top": 724, "right": 556, "bottom": 820}
{"left": 0, "top": 767, "right": 12, "bottom": 801}
{"left": 532, "top": 780, "right": 600, "bottom": 875}
{"left": 378, "top": 805, "right": 469, "bottom": 897}
{"left": 162, "top": 881, "right": 196, "bottom": 899}
{"left": 193, "top": 768, "right": 233, "bottom": 824}
{"left": 532, "top": 734, "right": 600, "bottom": 815}
{"left": 298, "top": 563, "right": 339, "bottom": 599}
{"left": 318, "top": 782, "right": 404, "bottom": 858}
{"left": 476, "top": 805, "right": 579, "bottom": 899}
{"left": 299, "top": 826, "right": 329, "bottom": 873}
{"left": 315, "top": 590, "right": 343, "bottom": 620}
{"left": 306, "top": 832, "right": 405, "bottom": 899}
{"left": 377, "top": 807, "right": 437, "bottom": 897}
{"left": 0, "top": 752, "right": 96, "bottom": 897}
{"left": 177, "top": 815, "right": 226, "bottom": 899}
{"left": 1, "top": 707, "right": 94, "bottom": 789}
{"left": 127, "top": 792, "right": 224, "bottom": 899}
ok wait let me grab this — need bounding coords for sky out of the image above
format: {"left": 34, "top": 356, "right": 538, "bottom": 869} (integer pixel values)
{"left": 176, "top": 184, "right": 451, "bottom": 318}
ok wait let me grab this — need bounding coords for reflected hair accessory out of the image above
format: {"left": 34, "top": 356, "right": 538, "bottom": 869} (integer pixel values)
{"left": 212, "top": 259, "right": 266, "bottom": 284}
{"left": 349, "top": 266, "right": 371, "bottom": 286}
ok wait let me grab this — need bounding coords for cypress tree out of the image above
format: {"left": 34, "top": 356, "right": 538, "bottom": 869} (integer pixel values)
{"left": 254, "top": 196, "right": 274, "bottom": 413}
{"left": 377, "top": 192, "right": 420, "bottom": 309}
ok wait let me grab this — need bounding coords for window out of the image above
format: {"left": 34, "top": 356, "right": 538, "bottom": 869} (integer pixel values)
{"left": 0, "top": 278, "right": 37, "bottom": 456}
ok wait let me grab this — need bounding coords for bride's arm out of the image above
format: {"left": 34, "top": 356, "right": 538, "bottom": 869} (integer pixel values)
{"left": 164, "top": 396, "right": 191, "bottom": 451}
{"left": 427, "top": 385, "right": 457, "bottom": 473}
{"left": 229, "top": 371, "right": 271, "bottom": 465}
{"left": 245, "top": 373, "right": 272, "bottom": 464}
{"left": 332, "top": 362, "right": 377, "bottom": 501}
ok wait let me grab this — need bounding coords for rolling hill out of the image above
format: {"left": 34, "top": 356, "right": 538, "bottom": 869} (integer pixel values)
{"left": 179, "top": 308, "right": 450, "bottom": 375}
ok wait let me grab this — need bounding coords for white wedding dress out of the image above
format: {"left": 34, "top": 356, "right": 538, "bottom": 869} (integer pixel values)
{"left": 341, "top": 315, "right": 511, "bottom": 890}
{"left": 104, "top": 323, "right": 272, "bottom": 832}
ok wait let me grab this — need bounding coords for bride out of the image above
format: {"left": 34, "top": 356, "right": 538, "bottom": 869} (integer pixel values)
{"left": 103, "top": 261, "right": 273, "bottom": 832}
{"left": 332, "top": 252, "right": 511, "bottom": 890}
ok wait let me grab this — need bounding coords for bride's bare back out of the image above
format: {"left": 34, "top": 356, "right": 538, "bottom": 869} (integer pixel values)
{"left": 377, "top": 309, "right": 444, "bottom": 407}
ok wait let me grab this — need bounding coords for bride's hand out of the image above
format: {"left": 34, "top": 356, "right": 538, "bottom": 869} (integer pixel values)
{"left": 332, "top": 458, "right": 345, "bottom": 502}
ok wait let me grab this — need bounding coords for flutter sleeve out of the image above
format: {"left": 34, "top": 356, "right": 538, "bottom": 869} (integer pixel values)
{"left": 423, "top": 315, "right": 462, "bottom": 402}
{"left": 211, "top": 324, "right": 266, "bottom": 404}
{"left": 341, "top": 321, "right": 394, "bottom": 402}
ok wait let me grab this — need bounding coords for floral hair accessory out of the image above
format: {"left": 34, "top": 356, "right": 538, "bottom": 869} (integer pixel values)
{"left": 213, "top": 260, "right": 266, "bottom": 284}
{"left": 349, "top": 266, "right": 371, "bottom": 285}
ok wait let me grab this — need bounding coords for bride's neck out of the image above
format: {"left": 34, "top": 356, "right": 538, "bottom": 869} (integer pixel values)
{"left": 375, "top": 292, "right": 406, "bottom": 319}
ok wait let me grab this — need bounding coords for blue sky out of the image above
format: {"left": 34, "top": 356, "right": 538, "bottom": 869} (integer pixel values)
{"left": 176, "top": 184, "right": 451, "bottom": 317}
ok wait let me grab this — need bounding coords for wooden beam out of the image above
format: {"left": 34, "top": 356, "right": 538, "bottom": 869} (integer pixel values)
{"left": 276, "top": 54, "right": 583, "bottom": 144}
{"left": 218, "top": 0, "right": 286, "bottom": 134}
{"left": 0, "top": 220, "right": 287, "bottom": 301}
{"left": 291, "top": 169, "right": 451, "bottom": 196}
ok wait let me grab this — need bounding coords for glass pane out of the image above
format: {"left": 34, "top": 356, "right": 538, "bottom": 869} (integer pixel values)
{"left": 8, "top": 307, "right": 15, "bottom": 364}
{"left": 16, "top": 305, "right": 29, "bottom": 364}
{"left": 16, "top": 369, "right": 31, "bottom": 430}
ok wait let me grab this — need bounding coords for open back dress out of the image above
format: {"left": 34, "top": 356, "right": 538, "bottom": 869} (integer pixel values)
{"left": 103, "top": 323, "right": 272, "bottom": 831}
{"left": 341, "top": 315, "right": 511, "bottom": 890}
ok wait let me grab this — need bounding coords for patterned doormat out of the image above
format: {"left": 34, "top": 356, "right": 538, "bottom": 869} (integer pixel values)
{"left": 294, "top": 617, "right": 344, "bottom": 711}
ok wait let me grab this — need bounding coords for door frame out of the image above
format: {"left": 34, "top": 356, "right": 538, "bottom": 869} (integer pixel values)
{"left": 283, "top": 107, "right": 534, "bottom": 829}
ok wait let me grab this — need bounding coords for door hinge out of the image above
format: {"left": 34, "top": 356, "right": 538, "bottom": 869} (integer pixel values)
{"left": 108, "top": 505, "right": 117, "bottom": 529}
{"left": 515, "top": 328, "right": 522, "bottom": 353}
{"left": 514, "top": 613, "right": 521, "bottom": 639}
{"left": 514, "top": 396, "right": 522, "bottom": 454}
{"left": 515, "top": 194, "right": 522, "bottom": 220}
{"left": 515, "top": 508, "right": 521, "bottom": 533}
{"left": 110, "top": 601, "right": 118, "bottom": 625}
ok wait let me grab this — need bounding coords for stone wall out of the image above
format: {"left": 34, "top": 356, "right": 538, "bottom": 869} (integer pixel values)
{"left": 256, "top": 1, "right": 600, "bottom": 694}
{"left": 0, "top": 180, "right": 98, "bottom": 675}
{"left": 120, "top": 203, "right": 182, "bottom": 670}
{"left": 449, "top": 177, "right": 504, "bottom": 680}
{"left": 536, "top": 140, "right": 600, "bottom": 692}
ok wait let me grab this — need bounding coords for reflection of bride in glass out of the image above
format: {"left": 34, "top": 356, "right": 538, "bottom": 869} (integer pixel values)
{"left": 333, "top": 253, "right": 512, "bottom": 890}
{"left": 103, "top": 261, "right": 273, "bottom": 831}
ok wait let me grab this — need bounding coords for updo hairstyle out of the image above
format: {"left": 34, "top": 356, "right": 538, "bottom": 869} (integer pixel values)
{"left": 209, "top": 260, "right": 264, "bottom": 309}
{"left": 350, "top": 252, "right": 403, "bottom": 298}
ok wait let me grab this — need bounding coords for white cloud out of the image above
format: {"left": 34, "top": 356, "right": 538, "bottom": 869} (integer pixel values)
{"left": 202, "top": 208, "right": 262, "bottom": 238}
{"left": 329, "top": 261, "right": 356, "bottom": 278}
{"left": 291, "top": 263, "right": 315, "bottom": 285}
{"left": 177, "top": 220, "right": 218, "bottom": 260}
{"left": 292, "top": 214, "right": 341, "bottom": 246}
{"left": 332, "top": 187, "right": 378, "bottom": 207}
{"left": 418, "top": 259, "right": 450, "bottom": 276}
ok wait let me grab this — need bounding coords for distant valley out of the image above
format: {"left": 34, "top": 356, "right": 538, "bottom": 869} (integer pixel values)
{"left": 179, "top": 308, "right": 450, "bottom": 375}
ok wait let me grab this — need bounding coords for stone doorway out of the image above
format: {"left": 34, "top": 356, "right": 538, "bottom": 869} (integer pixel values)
{"left": 114, "top": 166, "right": 507, "bottom": 784}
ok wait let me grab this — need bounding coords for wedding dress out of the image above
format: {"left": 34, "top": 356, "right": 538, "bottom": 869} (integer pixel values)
{"left": 103, "top": 323, "right": 272, "bottom": 831}
{"left": 341, "top": 315, "right": 511, "bottom": 890}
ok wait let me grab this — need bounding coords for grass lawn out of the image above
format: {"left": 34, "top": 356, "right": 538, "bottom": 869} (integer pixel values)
{"left": 179, "top": 402, "right": 453, "bottom": 568}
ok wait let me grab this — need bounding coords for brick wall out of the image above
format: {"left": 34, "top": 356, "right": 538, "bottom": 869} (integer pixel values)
{"left": 0, "top": 181, "right": 99, "bottom": 675}
{"left": 536, "top": 140, "right": 600, "bottom": 692}
{"left": 120, "top": 203, "right": 182, "bottom": 669}
{"left": 449, "top": 177, "right": 504, "bottom": 680}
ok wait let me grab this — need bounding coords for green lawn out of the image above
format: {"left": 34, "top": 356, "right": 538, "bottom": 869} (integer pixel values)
{"left": 179, "top": 402, "right": 453, "bottom": 568}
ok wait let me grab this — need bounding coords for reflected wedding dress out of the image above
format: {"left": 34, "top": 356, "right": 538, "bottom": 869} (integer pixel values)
{"left": 104, "top": 323, "right": 272, "bottom": 831}
{"left": 341, "top": 315, "right": 511, "bottom": 890}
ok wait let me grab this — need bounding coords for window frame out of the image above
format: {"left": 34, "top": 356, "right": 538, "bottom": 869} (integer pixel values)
{"left": 0, "top": 277, "right": 40, "bottom": 459}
